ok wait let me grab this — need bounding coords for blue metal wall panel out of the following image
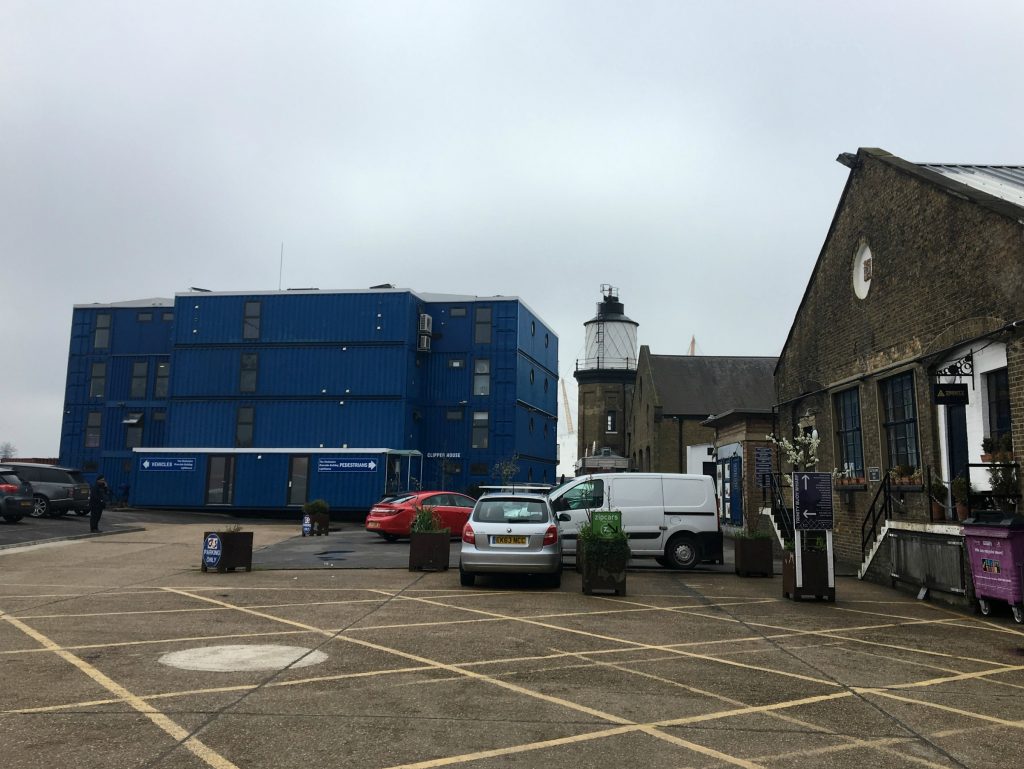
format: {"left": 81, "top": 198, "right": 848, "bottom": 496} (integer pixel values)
{"left": 170, "top": 345, "right": 409, "bottom": 397}
{"left": 166, "top": 400, "right": 407, "bottom": 449}
{"left": 175, "top": 292, "right": 421, "bottom": 345}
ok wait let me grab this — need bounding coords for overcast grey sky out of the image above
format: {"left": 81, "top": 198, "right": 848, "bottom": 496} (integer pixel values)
{"left": 2, "top": 1, "right": 1022, "bottom": 458}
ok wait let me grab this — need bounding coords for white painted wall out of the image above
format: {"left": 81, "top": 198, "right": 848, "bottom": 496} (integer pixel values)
{"left": 935, "top": 341, "right": 1007, "bottom": 490}
{"left": 688, "top": 443, "right": 715, "bottom": 473}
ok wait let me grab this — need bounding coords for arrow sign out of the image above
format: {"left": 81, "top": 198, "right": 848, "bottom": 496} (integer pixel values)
{"left": 317, "top": 457, "right": 380, "bottom": 473}
{"left": 792, "top": 472, "right": 834, "bottom": 531}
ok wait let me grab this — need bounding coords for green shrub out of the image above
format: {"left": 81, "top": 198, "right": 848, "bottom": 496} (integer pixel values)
{"left": 303, "top": 499, "right": 330, "bottom": 516}
{"left": 410, "top": 505, "right": 447, "bottom": 534}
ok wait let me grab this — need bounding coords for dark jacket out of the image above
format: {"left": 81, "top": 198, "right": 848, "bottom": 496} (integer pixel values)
{"left": 90, "top": 480, "right": 109, "bottom": 510}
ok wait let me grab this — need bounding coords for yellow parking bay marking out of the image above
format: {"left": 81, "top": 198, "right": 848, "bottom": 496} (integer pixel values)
{"left": 0, "top": 610, "right": 241, "bottom": 769}
{"left": 5, "top": 665, "right": 435, "bottom": 715}
{"left": 161, "top": 588, "right": 636, "bottom": 726}
{"left": 858, "top": 688, "right": 1024, "bottom": 729}
{"left": 163, "top": 588, "right": 776, "bottom": 769}
{"left": 401, "top": 595, "right": 841, "bottom": 688}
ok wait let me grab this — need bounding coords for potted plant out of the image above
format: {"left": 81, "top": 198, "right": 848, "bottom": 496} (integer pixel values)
{"left": 201, "top": 523, "right": 253, "bottom": 573}
{"left": 734, "top": 526, "right": 774, "bottom": 577}
{"left": 781, "top": 532, "right": 833, "bottom": 601}
{"left": 578, "top": 510, "right": 629, "bottom": 595}
{"left": 951, "top": 476, "right": 971, "bottom": 521}
{"left": 301, "top": 498, "right": 330, "bottom": 536}
{"left": 928, "top": 479, "right": 948, "bottom": 522}
{"left": 408, "top": 504, "right": 450, "bottom": 571}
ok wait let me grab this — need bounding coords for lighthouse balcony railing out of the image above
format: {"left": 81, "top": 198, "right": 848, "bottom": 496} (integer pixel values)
{"left": 575, "top": 357, "right": 637, "bottom": 371}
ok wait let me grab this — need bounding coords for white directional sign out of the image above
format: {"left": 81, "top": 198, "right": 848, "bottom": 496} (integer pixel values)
{"left": 317, "top": 457, "right": 378, "bottom": 473}
{"left": 792, "top": 472, "right": 834, "bottom": 531}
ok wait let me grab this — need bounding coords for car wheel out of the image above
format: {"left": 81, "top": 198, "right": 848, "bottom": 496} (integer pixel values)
{"left": 380, "top": 533, "right": 399, "bottom": 542}
{"left": 75, "top": 509, "right": 89, "bottom": 517}
{"left": 978, "top": 599, "right": 992, "bottom": 616}
{"left": 31, "top": 496, "right": 49, "bottom": 517}
{"left": 3, "top": 515, "right": 23, "bottom": 523}
{"left": 664, "top": 535, "right": 699, "bottom": 570}
{"left": 459, "top": 566, "right": 475, "bottom": 587}
{"left": 1012, "top": 605, "right": 1023, "bottom": 625}
{"left": 545, "top": 568, "right": 562, "bottom": 589}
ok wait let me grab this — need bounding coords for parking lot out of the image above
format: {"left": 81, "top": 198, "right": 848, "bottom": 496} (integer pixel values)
{"left": 2, "top": 516, "right": 1023, "bottom": 769}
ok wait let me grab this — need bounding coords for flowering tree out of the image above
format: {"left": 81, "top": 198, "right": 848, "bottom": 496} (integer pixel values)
{"left": 767, "top": 432, "right": 820, "bottom": 472}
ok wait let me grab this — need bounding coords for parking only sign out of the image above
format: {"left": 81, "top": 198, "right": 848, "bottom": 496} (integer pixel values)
{"left": 792, "top": 472, "right": 834, "bottom": 531}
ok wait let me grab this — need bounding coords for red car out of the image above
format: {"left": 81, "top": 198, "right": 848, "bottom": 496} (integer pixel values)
{"left": 365, "top": 491, "right": 476, "bottom": 540}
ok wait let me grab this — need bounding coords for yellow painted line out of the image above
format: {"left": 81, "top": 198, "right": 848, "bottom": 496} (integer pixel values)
{"left": 402, "top": 595, "right": 842, "bottom": 688}
{"left": 13, "top": 596, "right": 389, "bottom": 620}
{"left": 859, "top": 688, "right": 1024, "bottom": 728}
{"left": 376, "top": 725, "right": 640, "bottom": 769}
{"left": 161, "top": 588, "right": 637, "bottom": 726}
{"left": 0, "top": 610, "right": 241, "bottom": 769}
{"left": 635, "top": 724, "right": 766, "bottom": 769}
{"left": 653, "top": 691, "right": 854, "bottom": 728}
{"left": 4, "top": 664, "right": 435, "bottom": 714}
{"left": 0, "top": 629, "right": 317, "bottom": 656}
{"left": 889, "top": 663, "right": 1024, "bottom": 690}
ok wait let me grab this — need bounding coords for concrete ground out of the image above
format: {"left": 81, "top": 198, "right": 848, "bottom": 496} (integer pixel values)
{"left": 1, "top": 520, "right": 1023, "bottom": 769}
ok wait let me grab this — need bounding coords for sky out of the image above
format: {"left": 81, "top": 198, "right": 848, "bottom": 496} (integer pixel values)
{"left": 2, "top": 1, "right": 1022, "bottom": 459}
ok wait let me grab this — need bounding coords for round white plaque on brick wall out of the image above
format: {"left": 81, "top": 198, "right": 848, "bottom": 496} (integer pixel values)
{"left": 853, "top": 241, "right": 873, "bottom": 299}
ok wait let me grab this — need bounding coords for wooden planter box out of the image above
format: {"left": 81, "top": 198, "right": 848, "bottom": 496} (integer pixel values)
{"left": 734, "top": 537, "right": 773, "bottom": 577}
{"left": 782, "top": 549, "right": 834, "bottom": 601}
{"left": 408, "top": 531, "right": 450, "bottom": 571}
{"left": 201, "top": 531, "right": 253, "bottom": 573}
{"left": 578, "top": 545, "right": 627, "bottom": 596}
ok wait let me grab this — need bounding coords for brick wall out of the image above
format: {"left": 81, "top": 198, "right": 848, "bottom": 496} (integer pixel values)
{"left": 776, "top": 151, "right": 1024, "bottom": 568}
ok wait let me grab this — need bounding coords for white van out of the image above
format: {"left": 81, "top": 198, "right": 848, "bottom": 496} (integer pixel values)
{"left": 548, "top": 473, "right": 722, "bottom": 569}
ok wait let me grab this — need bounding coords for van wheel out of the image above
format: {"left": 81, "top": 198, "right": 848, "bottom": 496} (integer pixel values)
{"left": 31, "top": 496, "right": 49, "bottom": 517}
{"left": 3, "top": 515, "right": 23, "bottom": 523}
{"left": 665, "top": 535, "right": 699, "bottom": 570}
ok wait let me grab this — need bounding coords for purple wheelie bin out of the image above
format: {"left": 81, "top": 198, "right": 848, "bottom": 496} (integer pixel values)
{"left": 962, "top": 514, "right": 1024, "bottom": 624}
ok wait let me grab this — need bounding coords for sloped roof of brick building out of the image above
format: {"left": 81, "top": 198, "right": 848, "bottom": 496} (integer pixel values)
{"left": 649, "top": 354, "right": 777, "bottom": 417}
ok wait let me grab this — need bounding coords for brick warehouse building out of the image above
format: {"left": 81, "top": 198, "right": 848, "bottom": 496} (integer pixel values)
{"left": 59, "top": 288, "right": 558, "bottom": 515}
{"left": 775, "top": 148, "right": 1024, "bottom": 600}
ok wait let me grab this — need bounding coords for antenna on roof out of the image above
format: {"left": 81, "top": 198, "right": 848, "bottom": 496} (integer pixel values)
{"left": 278, "top": 243, "right": 284, "bottom": 291}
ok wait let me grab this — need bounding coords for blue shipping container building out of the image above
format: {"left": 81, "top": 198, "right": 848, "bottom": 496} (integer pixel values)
{"left": 59, "top": 288, "right": 559, "bottom": 516}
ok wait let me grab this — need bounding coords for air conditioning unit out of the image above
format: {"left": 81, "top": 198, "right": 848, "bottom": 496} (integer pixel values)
{"left": 417, "top": 333, "right": 432, "bottom": 352}
{"left": 418, "top": 313, "right": 433, "bottom": 334}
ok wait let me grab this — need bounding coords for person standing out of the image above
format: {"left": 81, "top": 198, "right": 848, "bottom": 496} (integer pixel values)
{"left": 89, "top": 475, "right": 109, "bottom": 533}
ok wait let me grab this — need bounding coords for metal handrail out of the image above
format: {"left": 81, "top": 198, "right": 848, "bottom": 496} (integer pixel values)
{"left": 761, "top": 472, "right": 794, "bottom": 543}
{"left": 861, "top": 474, "right": 892, "bottom": 558}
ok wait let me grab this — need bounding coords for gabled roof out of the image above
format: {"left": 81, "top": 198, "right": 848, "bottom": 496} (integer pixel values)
{"left": 648, "top": 355, "right": 777, "bottom": 416}
{"left": 777, "top": 148, "right": 1024, "bottom": 374}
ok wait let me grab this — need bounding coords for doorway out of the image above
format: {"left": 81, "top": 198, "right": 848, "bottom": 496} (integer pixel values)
{"left": 288, "top": 456, "right": 309, "bottom": 506}
{"left": 945, "top": 404, "right": 969, "bottom": 482}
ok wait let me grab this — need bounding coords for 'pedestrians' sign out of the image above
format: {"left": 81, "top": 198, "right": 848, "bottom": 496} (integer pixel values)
{"left": 792, "top": 472, "right": 834, "bottom": 531}
{"left": 317, "top": 457, "right": 378, "bottom": 473}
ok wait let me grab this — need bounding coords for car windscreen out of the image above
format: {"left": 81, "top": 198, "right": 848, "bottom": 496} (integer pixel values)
{"left": 474, "top": 499, "right": 548, "bottom": 524}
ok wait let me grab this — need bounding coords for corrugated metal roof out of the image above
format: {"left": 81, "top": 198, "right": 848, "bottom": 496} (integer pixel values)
{"left": 920, "top": 165, "right": 1024, "bottom": 208}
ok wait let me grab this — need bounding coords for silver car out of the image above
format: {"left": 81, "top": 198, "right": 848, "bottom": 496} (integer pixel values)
{"left": 459, "top": 494, "right": 564, "bottom": 587}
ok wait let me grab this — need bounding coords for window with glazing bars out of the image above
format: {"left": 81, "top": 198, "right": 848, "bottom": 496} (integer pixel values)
{"left": 474, "top": 306, "right": 492, "bottom": 344}
{"left": 881, "top": 372, "right": 919, "bottom": 470}
{"left": 243, "top": 301, "right": 261, "bottom": 340}
{"left": 85, "top": 412, "right": 102, "bottom": 448}
{"left": 987, "top": 368, "right": 1011, "bottom": 443}
{"left": 94, "top": 314, "right": 111, "bottom": 349}
{"left": 89, "top": 362, "right": 106, "bottom": 398}
{"left": 833, "top": 388, "right": 864, "bottom": 477}
{"left": 154, "top": 361, "right": 170, "bottom": 398}
{"left": 240, "top": 353, "right": 258, "bottom": 393}
{"left": 130, "top": 361, "right": 148, "bottom": 399}
{"left": 236, "top": 406, "right": 254, "bottom": 447}
{"left": 473, "top": 359, "right": 490, "bottom": 396}
{"left": 472, "top": 411, "right": 489, "bottom": 449}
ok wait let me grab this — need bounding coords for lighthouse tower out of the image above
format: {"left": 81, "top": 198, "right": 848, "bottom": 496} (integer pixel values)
{"left": 573, "top": 285, "right": 638, "bottom": 471}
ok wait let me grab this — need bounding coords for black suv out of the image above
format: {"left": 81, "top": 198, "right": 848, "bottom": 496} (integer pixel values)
{"left": 4, "top": 463, "right": 91, "bottom": 517}
{"left": 0, "top": 467, "right": 34, "bottom": 522}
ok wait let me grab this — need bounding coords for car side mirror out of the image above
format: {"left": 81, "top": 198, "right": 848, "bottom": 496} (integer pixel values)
{"left": 557, "top": 512, "right": 572, "bottom": 522}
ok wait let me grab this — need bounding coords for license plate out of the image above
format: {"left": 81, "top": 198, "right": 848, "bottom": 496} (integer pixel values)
{"left": 18, "top": 500, "right": 31, "bottom": 509}
{"left": 366, "top": 521, "right": 379, "bottom": 528}
{"left": 492, "top": 535, "right": 528, "bottom": 546}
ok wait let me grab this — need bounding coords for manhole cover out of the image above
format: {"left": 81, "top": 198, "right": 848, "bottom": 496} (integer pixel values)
{"left": 159, "top": 644, "right": 328, "bottom": 672}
